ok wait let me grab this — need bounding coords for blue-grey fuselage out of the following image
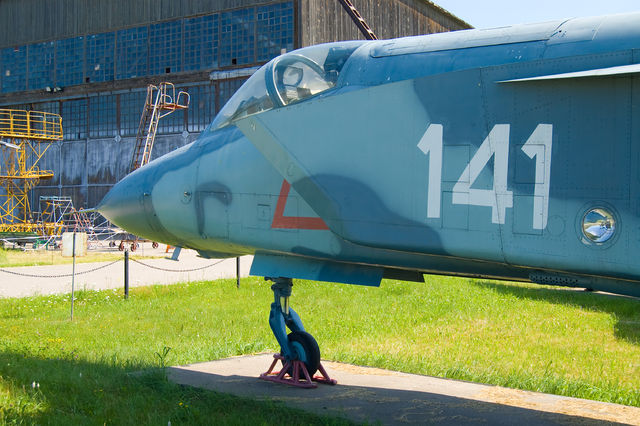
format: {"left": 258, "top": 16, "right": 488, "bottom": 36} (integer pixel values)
{"left": 100, "top": 12, "right": 640, "bottom": 297}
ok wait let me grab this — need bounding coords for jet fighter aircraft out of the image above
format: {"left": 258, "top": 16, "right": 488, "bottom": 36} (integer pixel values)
{"left": 99, "top": 12, "right": 640, "bottom": 383}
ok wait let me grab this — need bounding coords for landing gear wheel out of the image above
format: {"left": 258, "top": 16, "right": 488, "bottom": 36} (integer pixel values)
{"left": 152, "top": 242, "right": 159, "bottom": 249}
{"left": 118, "top": 241, "right": 125, "bottom": 251}
{"left": 287, "top": 331, "right": 320, "bottom": 377}
{"left": 109, "top": 241, "right": 116, "bottom": 248}
{"left": 131, "top": 242, "right": 138, "bottom": 252}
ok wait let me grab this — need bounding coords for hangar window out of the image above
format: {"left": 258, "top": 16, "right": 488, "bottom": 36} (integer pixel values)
{"left": 257, "top": 2, "right": 294, "bottom": 61}
{"left": 149, "top": 20, "right": 182, "bottom": 75}
{"left": 85, "top": 33, "right": 115, "bottom": 83}
{"left": 62, "top": 99, "right": 87, "bottom": 141}
{"left": 187, "top": 84, "right": 216, "bottom": 132}
{"left": 31, "top": 101, "right": 59, "bottom": 115}
{"left": 119, "top": 90, "right": 147, "bottom": 136}
{"left": 89, "top": 95, "right": 117, "bottom": 138}
{"left": 116, "top": 26, "right": 148, "bottom": 80}
{"left": 31, "top": 102, "right": 60, "bottom": 136}
{"left": 184, "top": 14, "right": 219, "bottom": 72}
{"left": 1, "top": 47, "right": 27, "bottom": 93}
{"left": 219, "top": 78, "right": 249, "bottom": 110}
{"left": 220, "top": 8, "right": 255, "bottom": 67}
{"left": 55, "top": 37, "right": 84, "bottom": 87}
{"left": 28, "top": 42, "right": 55, "bottom": 90}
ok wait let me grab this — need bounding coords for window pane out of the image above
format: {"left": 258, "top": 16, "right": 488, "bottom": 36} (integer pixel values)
{"left": 85, "top": 33, "right": 115, "bottom": 83}
{"left": 1, "top": 47, "right": 28, "bottom": 93}
{"left": 55, "top": 37, "right": 84, "bottom": 87}
{"left": 62, "top": 99, "right": 87, "bottom": 141}
{"left": 257, "top": 2, "right": 294, "bottom": 61}
{"left": 184, "top": 14, "right": 219, "bottom": 72}
{"left": 31, "top": 101, "right": 59, "bottom": 114}
{"left": 89, "top": 95, "right": 117, "bottom": 138}
{"left": 220, "top": 8, "right": 255, "bottom": 67}
{"left": 116, "top": 26, "right": 148, "bottom": 80}
{"left": 187, "top": 84, "right": 215, "bottom": 132}
{"left": 149, "top": 20, "right": 182, "bottom": 75}
{"left": 28, "top": 42, "right": 55, "bottom": 90}
{"left": 218, "top": 77, "right": 248, "bottom": 110}
{"left": 119, "top": 90, "right": 146, "bottom": 136}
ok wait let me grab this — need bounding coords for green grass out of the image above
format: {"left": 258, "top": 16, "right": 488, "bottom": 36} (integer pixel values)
{"left": 0, "top": 275, "right": 639, "bottom": 424}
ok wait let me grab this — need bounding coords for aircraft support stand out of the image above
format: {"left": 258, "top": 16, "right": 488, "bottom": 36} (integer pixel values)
{"left": 259, "top": 277, "right": 336, "bottom": 388}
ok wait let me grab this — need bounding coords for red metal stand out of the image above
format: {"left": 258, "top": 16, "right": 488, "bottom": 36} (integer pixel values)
{"left": 259, "top": 354, "right": 337, "bottom": 388}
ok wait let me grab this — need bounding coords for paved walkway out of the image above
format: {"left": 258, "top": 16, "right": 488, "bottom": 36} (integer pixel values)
{"left": 169, "top": 354, "right": 640, "bottom": 425}
{"left": 0, "top": 244, "right": 253, "bottom": 298}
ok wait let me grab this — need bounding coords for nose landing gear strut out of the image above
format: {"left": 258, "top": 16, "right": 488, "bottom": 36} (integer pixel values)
{"left": 259, "top": 277, "right": 336, "bottom": 388}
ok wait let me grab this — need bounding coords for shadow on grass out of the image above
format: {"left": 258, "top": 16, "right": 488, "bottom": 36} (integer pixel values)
{"left": 472, "top": 280, "right": 640, "bottom": 345}
{"left": 0, "top": 350, "right": 352, "bottom": 425}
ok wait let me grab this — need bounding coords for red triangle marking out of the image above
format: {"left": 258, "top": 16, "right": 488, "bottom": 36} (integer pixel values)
{"left": 271, "top": 179, "right": 329, "bottom": 230}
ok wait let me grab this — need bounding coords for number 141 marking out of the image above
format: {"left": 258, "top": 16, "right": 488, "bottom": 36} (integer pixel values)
{"left": 417, "top": 123, "right": 552, "bottom": 230}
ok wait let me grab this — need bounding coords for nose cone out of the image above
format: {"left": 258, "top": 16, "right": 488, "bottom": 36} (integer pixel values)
{"left": 98, "top": 167, "right": 157, "bottom": 240}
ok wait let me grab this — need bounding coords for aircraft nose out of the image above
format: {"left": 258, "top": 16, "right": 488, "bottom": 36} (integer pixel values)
{"left": 98, "top": 168, "right": 157, "bottom": 240}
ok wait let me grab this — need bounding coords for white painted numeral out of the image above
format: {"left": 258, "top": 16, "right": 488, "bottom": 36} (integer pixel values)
{"left": 452, "top": 125, "right": 513, "bottom": 224}
{"left": 417, "top": 124, "right": 443, "bottom": 219}
{"left": 418, "top": 123, "right": 552, "bottom": 230}
{"left": 522, "top": 124, "right": 553, "bottom": 230}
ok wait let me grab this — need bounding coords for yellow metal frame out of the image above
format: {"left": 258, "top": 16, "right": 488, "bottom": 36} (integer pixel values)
{"left": 0, "top": 109, "right": 63, "bottom": 235}
{"left": 0, "top": 109, "right": 62, "bottom": 141}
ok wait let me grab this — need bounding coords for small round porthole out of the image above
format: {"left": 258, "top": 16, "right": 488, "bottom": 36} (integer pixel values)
{"left": 581, "top": 208, "right": 616, "bottom": 244}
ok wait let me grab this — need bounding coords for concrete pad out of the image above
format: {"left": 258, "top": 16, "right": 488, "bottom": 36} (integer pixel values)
{"left": 168, "top": 354, "right": 640, "bottom": 425}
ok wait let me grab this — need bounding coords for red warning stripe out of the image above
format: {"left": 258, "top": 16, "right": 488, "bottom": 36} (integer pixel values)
{"left": 271, "top": 180, "right": 329, "bottom": 230}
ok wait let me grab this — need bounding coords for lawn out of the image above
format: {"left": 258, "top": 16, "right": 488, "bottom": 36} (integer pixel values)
{"left": 0, "top": 275, "right": 638, "bottom": 424}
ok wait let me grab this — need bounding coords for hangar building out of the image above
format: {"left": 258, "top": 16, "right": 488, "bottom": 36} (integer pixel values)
{"left": 0, "top": 0, "right": 469, "bottom": 212}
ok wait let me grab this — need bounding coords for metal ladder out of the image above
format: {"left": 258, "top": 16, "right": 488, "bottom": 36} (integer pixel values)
{"left": 129, "top": 82, "right": 190, "bottom": 173}
{"left": 336, "top": 0, "right": 378, "bottom": 40}
{"left": 72, "top": 208, "right": 97, "bottom": 242}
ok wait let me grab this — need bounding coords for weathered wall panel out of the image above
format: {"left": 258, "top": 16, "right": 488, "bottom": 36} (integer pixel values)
{"left": 60, "top": 142, "right": 86, "bottom": 186}
{"left": 35, "top": 134, "right": 192, "bottom": 209}
{"left": 300, "top": 0, "right": 469, "bottom": 46}
{"left": 61, "top": 186, "right": 86, "bottom": 209}
{"left": 87, "top": 139, "right": 121, "bottom": 185}
{"left": 87, "top": 185, "right": 111, "bottom": 209}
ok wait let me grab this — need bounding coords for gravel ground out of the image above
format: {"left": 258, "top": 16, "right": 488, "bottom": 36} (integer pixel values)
{"left": 0, "top": 243, "right": 253, "bottom": 298}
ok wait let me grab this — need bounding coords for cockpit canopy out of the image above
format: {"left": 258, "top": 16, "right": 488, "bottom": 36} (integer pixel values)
{"left": 211, "top": 42, "right": 364, "bottom": 130}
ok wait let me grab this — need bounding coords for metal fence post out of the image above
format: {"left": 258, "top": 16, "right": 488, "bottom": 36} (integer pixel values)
{"left": 70, "top": 231, "right": 76, "bottom": 320}
{"left": 236, "top": 257, "right": 240, "bottom": 288}
{"left": 124, "top": 249, "right": 129, "bottom": 299}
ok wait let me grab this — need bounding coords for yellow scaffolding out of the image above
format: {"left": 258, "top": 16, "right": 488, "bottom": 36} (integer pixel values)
{"left": 0, "top": 109, "right": 63, "bottom": 235}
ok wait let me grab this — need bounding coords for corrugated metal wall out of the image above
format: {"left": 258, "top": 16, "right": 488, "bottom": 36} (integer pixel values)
{"left": 300, "top": 0, "right": 470, "bottom": 46}
{"left": 0, "top": 0, "right": 276, "bottom": 48}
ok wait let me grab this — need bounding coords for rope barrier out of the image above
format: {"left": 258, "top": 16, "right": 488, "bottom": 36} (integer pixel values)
{"left": 129, "top": 257, "right": 226, "bottom": 272}
{"left": 0, "top": 256, "right": 228, "bottom": 278}
{"left": 0, "top": 259, "right": 122, "bottom": 278}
